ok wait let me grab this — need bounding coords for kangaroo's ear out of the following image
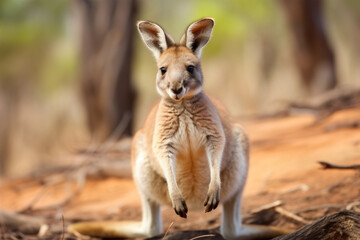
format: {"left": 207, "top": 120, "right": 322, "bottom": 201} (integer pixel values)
{"left": 137, "top": 21, "right": 175, "bottom": 59}
{"left": 180, "top": 18, "right": 214, "bottom": 58}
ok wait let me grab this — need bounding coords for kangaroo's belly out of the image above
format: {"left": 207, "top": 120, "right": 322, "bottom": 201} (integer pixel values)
{"left": 173, "top": 113, "right": 210, "bottom": 210}
{"left": 175, "top": 148, "right": 210, "bottom": 210}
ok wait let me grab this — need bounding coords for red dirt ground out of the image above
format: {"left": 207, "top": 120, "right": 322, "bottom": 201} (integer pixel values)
{"left": 1, "top": 108, "right": 360, "bottom": 239}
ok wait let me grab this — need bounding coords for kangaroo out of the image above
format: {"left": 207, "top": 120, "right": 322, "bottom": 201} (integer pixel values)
{"left": 68, "top": 18, "right": 288, "bottom": 240}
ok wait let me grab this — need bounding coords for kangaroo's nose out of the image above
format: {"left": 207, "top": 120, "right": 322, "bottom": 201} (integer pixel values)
{"left": 171, "top": 87, "right": 183, "bottom": 95}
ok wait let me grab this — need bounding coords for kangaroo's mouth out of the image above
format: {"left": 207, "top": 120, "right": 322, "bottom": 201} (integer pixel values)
{"left": 173, "top": 94, "right": 184, "bottom": 101}
{"left": 168, "top": 87, "right": 187, "bottom": 101}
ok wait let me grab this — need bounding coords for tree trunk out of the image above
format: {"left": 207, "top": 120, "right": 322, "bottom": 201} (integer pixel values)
{"left": 76, "top": 0, "right": 137, "bottom": 142}
{"left": 280, "top": 0, "right": 337, "bottom": 96}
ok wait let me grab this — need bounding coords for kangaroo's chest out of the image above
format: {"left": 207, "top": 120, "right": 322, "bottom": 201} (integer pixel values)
{"left": 174, "top": 111, "right": 206, "bottom": 155}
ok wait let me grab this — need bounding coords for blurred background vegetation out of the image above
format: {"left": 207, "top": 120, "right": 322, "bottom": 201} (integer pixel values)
{"left": 0, "top": 0, "right": 359, "bottom": 177}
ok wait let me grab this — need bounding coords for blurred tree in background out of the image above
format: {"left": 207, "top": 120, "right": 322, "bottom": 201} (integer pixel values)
{"left": 75, "top": 0, "right": 137, "bottom": 142}
{"left": 281, "top": 0, "right": 337, "bottom": 96}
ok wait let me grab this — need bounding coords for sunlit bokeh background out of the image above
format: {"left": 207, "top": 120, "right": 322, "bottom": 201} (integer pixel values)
{"left": 0, "top": 0, "right": 359, "bottom": 177}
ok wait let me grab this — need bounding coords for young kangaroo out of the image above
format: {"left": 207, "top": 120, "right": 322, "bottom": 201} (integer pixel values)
{"left": 68, "top": 18, "right": 288, "bottom": 240}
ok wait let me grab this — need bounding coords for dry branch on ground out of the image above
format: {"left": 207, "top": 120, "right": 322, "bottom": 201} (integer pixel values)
{"left": 319, "top": 161, "right": 360, "bottom": 170}
{"left": 0, "top": 210, "right": 45, "bottom": 235}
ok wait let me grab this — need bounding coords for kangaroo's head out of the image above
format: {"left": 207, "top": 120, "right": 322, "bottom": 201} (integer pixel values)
{"left": 137, "top": 18, "right": 214, "bottom": 101}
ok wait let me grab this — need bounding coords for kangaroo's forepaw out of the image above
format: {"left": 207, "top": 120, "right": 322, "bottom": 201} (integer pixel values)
{"left": 173, "top": 197, "right": 188, "bottom": 218}
{"left": 204, "top": 188, "right": 220, "bottom": 213}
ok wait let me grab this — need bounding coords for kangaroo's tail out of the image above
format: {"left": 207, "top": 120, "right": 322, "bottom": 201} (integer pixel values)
{"left": 67, "top": 221, "right": 145, "bottom": 238}
{"left": 68, "top": 222, "right": 291, "bottom": 239}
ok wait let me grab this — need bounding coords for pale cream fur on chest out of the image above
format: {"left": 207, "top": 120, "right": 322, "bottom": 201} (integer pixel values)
{"left": 174, "top": 110, "right": 207, "bottom": 156}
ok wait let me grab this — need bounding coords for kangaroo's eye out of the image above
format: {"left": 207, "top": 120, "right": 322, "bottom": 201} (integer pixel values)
{"left": 160, "top": 67, "right": 167, "bottom": 75}
{"left": 187, "top": 65, "right": 195, "bottom": 74}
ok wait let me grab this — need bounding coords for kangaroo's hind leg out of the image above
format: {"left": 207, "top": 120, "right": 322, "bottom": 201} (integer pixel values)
{"left": 220, "top": 125, "right": 249, "bottom": 239}
{"left": 220, "top": 125, "right": 287, "bottom": 239}
{"left": 132, "top": 131, "right": 163, "bottom": 237}
{"left": 138, "top": 193, "right": 162, "bottom": 237}
{"left": 221, "top": 187, "right": 245, "bottom": 239}
{"left": 221, "top": 188, "right": 288, "bottom": 240}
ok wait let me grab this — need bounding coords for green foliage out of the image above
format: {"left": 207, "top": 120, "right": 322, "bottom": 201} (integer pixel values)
{"left": 0, "top": 0, "right": 66, "bottom": 53}
{"left": 191, "top": 0, "right": 281, "bottom": 56}
{"left": 194, "top": 0, "right": 278, "bottom": 37}
{"left": 138, "top": 0, "right": 282, "bottom": 56}
{"left": 0, "top": 0, "right": 73, "bottom": 94}
{"left": 38, "top": 42, "right": 78, "bottom": 95}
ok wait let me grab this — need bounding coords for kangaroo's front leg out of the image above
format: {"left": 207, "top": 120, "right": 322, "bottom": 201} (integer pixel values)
{"left": 204, "top": 133, "right": 225, "bottom": 213}
{"left": 154, "top": 145, "right": 188, "bottom": 218}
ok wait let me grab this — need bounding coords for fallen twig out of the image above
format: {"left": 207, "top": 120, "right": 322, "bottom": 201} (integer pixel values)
{"left": 324, "top": 120, "right": 360, "bottom": 132}
{"left": 346, "top": 201, "right": 360, "bottom": 211}
{"left": 242, "top": 200, "right": 282, "bottom": 225}
{"left": 322, "top": 181, "right": 344, "bottom": 193}
{"left": 17, "top": 177, "right": 64, "bottom": 213}
{"left": 288, "top": 88, "right": 360, "bottom": 121}
{"left": 162, "top": 222, "right": 173, "bottom": 240}
{"left": 0, "top": 210, "right": 44, "bottom": 234}
{"left": 318, "top": 161, "right": 360, "bottom": 170}
{"left": 280, "top": 184, "right": 309, "bottom": 195}
{"left": 250, "top": 200, "right": 283, "bottom": 215}
{"left": 189, "top": 234, "right": 216, "bottom": 240}
{"left": 261, "top": 87, "right": 360, "bottom": 120}
{"left": 275, "top": 207, "right": 311, "bottom": 225}
{"left": 60, "top": 213, "right": 65, "bottom": 240}
{"left": 17, "top": 171, "right": 86, "bottom": 213}
{"left": 295, "top": 204, "right": 343, "bottom": 214}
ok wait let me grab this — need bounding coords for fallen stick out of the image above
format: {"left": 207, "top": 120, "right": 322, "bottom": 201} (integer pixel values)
{"left": 346, "top": 201, "right": 360, "bottom": 211}
{"left": 324, "top": 120, "right": 360, "bottom": 132}
{"left": 250, "top": 200, "right": 283, "bottom": 215}
{"left": 38, "top": 171, "right": 86, "bottom": 211}
{"left": 275, "top": 207, "right": 310, "bottom": 225}
{"left": 288, "top": 88, "right": 360, "bottom": 121}
{"left": 0, "top": 210, "right": 45, "bottom": 235}
{"left": 295, "top": 204, "right": 343, "bottom": 214}
{"left": 17, "top": 177, "right": 64, "bottom": 213}
{"left": 261, "top": 87, "right": 360, "bottom": 120}
{"left": 242, "top": 201, "right": 282, "bottom": 224}
{"left": 280, "top": 184, "right": 309, "bottom": 195}
{"left": 318, "top": 161, "right": 360, "bottom": 170}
